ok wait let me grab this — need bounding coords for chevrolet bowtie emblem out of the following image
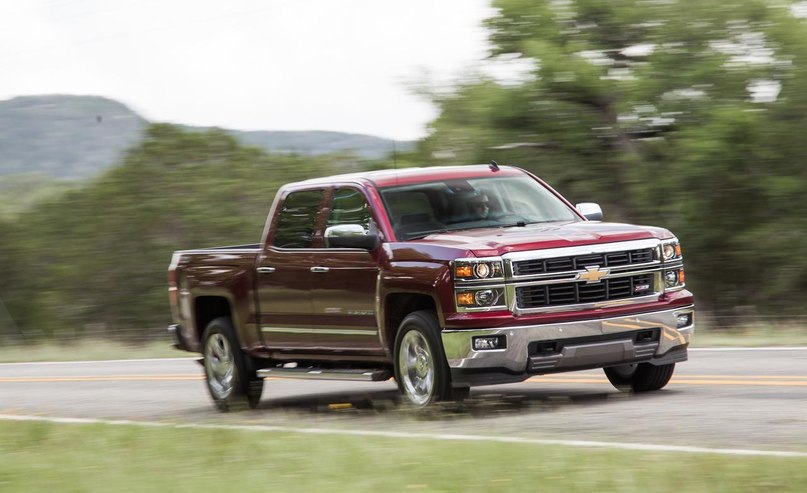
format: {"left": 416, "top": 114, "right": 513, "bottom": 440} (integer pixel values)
{"left": 577, "top": 265, "right": 610, "bottom": 283}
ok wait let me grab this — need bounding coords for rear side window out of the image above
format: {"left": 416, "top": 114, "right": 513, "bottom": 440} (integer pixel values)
{"left": 272, "top": 190, "right": 323, "bottom": 248}
{"left": 327, "top": 188, "right": 372, "bottom": 231}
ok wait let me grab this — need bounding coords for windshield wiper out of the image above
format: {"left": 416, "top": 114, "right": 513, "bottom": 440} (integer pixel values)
{"left": 497, "top": 221, "right": 527, "bottom": 228}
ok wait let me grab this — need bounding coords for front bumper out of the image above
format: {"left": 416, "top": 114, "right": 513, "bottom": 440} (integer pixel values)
{"left": 441, "top": 305, "right": 694, "bottom": 386}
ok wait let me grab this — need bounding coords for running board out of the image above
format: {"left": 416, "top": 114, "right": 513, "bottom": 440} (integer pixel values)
{"left": 257, "top": 367, "right": 391, "bottom": 382}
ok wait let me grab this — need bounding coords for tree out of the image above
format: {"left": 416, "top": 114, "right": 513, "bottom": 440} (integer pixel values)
{"left": 422, "top": 0, "right": 807, "bottom": 315}
{"left": 0, "top": 124, "right": 342, "bottom": 339}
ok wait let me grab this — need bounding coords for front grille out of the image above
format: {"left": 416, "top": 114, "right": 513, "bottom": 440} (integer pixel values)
{"left": 516, "top": 273, "right": 655, "bottom": 308}
{"left": 512, "top": 248, "right": 654, "bottom": 276}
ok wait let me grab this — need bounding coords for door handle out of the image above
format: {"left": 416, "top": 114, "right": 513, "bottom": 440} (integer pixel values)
{"left": 257, "top": 267, "right": 276, "bottom": 274}
{"left": 310, "top": 266, "right": 330, "bottom": 273}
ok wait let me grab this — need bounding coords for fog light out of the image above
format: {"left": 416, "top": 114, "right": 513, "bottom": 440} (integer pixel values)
{"left": 473, "top": 335, "right": 506, "bottom": 351}
{"left": 676, "top": 312, "right": 693, "bottom": 328}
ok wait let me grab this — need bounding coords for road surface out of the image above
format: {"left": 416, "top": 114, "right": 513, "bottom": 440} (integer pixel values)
{"left": 1, "top": 348, "right": 806, "bottom": 452}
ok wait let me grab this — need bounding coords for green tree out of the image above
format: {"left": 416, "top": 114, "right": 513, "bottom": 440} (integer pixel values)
{"left": 422, "top": 0, "right": 807, "bottom": 315}
{"left": 0, "top": 124, "right": 343, "bottom": 339}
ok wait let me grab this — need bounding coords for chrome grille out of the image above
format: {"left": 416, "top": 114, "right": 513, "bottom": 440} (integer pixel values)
{"left": 516, "top": 273, "right": 655, "bottom": 308}
{"left": 512, "top": 248, "right": 654, "bottom": 276}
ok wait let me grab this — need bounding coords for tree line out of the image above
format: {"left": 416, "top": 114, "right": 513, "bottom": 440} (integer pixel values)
{"left": 3, "top": 0, "right": 807, "bottom": 340}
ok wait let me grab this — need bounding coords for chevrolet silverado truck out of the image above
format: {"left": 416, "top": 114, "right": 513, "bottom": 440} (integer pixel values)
{"left": 167, "top": 164, "right": 694, "bottom": 410}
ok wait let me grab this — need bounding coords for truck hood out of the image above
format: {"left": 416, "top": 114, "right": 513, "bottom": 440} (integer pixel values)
{"left": 414, "top": 221, "right": 672, "bottom": 257}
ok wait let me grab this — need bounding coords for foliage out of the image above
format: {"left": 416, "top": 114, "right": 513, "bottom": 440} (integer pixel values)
{"left": 0, "top": 124, "right": 339, "bottom": 338}
{"left": 420, "top": 0, "right": 807, "bottom": 315}
{"left": 0, "top": 173, "right": 77, "bottom": 221}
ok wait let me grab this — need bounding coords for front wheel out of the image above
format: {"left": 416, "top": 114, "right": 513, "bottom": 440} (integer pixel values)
{"left": 604, "top": 362, "right": 675, "bottom": 393}
{"left": 393, "top": 310, "right": 452, "bottom": 407}
{"left": 202, "top": 317, "right": 263, "bottom": 411}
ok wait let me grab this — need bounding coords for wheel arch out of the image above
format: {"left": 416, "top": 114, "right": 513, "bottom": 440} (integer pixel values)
{"left": 193, "top": 296, "right": 234, "bottom": 350}
{"left": 382, "top": 292, "right": 439, "bottom": 355}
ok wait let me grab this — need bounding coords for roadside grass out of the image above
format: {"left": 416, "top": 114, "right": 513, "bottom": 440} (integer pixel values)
{"left": 1, "top": 322, "right": 806, "bottom": 364}
{"left": 692, "top": 324, "right": 807, "bottom": 347}
{"left": 0, "top": 420, "right": 805, "bottom": 492}
{"left": 0, "top": 338, "right": 183, "bottom": 363}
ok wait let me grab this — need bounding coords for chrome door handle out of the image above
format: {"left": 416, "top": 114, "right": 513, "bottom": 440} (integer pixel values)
{"left": 310, "top": 266, "right": 330, "bottom": 273}
{"left": 257, "top": 267, "right": 276, "bottom": 274}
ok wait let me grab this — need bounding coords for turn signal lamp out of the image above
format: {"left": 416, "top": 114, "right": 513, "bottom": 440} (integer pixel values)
{"left": 456, "top": 292, "right": 475, "bottom": 306}
{"left": 455, "top": 265, "right": 473, "bottom": 278}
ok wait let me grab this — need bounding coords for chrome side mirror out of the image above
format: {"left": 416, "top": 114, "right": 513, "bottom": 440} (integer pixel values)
{"left": 324, "top": 224, "right": 379, "bottom": 249}
{"left": 576, "top": 202, "right": 603, "bottom": 221}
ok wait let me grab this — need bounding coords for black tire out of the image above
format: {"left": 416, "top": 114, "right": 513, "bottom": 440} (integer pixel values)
{"left": 604, "top": 362, "right": 675, "bottom": 393}
{"left": 201, "top": 317, "right": 263, "bottom": 411}
{"left": 393, "top": 310, "right": 453, "bottom": 407}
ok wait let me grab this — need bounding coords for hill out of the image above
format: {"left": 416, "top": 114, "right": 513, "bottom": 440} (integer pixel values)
{"left": 0, "top": 95, "right": 414, "bottom": 180}
{"left": 0, "top": 95, "right": 146, "bottom": 178}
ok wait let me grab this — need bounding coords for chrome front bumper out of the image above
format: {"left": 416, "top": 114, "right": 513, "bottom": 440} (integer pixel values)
{"left": 441, "top": 306, "right": 694, "bottom": 382}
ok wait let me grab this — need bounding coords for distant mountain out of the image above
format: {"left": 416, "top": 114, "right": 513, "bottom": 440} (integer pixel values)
{"left": 0, "top": 95, "right": 414, "bottom": 179}
{"left": 0, "top": 95, "right": 147, "bottom": 179}
{"left": 234, "top": 129, "right": 411, "bottom": 160}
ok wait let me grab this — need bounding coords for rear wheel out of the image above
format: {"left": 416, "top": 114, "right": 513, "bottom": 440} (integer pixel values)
{"left": 604, "top": 362, "right": 675, "bottom": 392}
{"left": 202, "top": 317, "right": 263, "bottom": 411}
{"left": 394, "top": 310, "right": 452, "bottom": 407}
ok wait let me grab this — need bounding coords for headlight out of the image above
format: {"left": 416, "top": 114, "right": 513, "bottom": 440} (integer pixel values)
{"left": 664, "top": 268, "right": 685, "bottom": 289}
{"left": 454, "top": 258, "right": 504, "bottom": 281}
{"left": 456, "top": 288, "right": 505, "bottom": 308}
{"left": 661, "top": 240, "right": 682, "bottom": 261}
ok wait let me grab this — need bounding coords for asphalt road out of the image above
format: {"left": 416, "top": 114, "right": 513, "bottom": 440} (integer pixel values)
{"left": 1, "top": 348, "right": 806, "bottom": 452}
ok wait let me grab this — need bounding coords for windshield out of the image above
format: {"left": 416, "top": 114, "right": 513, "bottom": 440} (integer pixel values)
{"left": 380, "top": 174, "right": 580, "bottom": 240}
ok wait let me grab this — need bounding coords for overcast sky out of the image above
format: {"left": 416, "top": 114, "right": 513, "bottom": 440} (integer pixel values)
{"left": 0, "top": 0, "right": 498, "bottom": 140}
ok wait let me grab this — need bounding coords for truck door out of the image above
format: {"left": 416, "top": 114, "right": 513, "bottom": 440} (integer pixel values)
{"left": 256, "top": 188, "right": 324, "bottom": 349}
{"left": 309, "top": 187, "right": 382, "bottom": 352}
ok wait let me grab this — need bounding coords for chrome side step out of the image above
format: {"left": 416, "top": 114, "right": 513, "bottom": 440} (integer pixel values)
{"left": 257, "top": 367, "right": 391, "bottom": 382}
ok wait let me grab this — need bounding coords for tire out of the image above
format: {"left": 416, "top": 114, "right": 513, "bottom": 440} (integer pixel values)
{"left": 393, "top": 310, "right": 453, "bottom": 407}
{"left": 202, "top": 316, "right": 263, "bottom": 411}
{"left": 604, "top": 362, "right": 675, "bottom": 393}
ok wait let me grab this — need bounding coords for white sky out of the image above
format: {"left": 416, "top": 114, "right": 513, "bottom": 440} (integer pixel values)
{"left": 0, "top": 0, "right": 497, "bottom": 140}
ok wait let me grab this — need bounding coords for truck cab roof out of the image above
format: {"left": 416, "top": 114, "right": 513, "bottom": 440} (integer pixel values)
{"left": 287, "top": 164, "right": 525, "bottom": 189}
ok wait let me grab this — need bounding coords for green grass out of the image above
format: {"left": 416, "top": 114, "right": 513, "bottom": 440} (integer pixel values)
{"left": 692, "top": 324, "right": 807, "bottom": 347}
{"left": 0, "top": 420, "right": 804, "bottom": 492}
{"left": 0, "top": 323, "right": 805, "bottom": 364}
{"left": 0, "top": 338, "right": 184, "bottom": 363}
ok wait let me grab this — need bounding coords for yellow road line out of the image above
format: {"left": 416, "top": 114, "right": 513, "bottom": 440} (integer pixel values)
{"left": 672, "top": 379, "right": 807, "bottom": 386}
{"left": 527, "top": 377, "right": 807, "bottom": 386}
{"left": 2, "top": 374, "right": 807, "bottom": 387}
{"left": 0, "top": 375, "right": 202, "bottom": 383}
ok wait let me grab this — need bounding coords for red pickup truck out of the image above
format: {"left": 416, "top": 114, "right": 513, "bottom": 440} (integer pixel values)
{"left": 167, "top": 164, "right": 694, "bottom": 410}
